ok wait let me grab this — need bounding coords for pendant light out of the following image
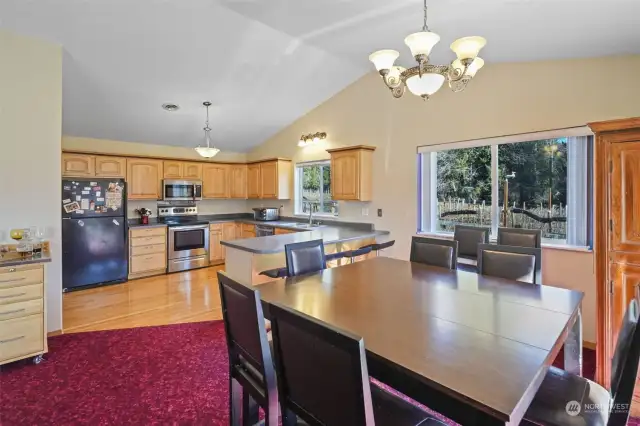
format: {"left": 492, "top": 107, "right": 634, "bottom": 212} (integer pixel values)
{"left": 195, "top": 101, "right": 220, "bottom": 158}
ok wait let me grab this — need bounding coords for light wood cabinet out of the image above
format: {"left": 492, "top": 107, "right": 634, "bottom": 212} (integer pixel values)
{"left": 246, "top": 159, "right": 292, "bottom": 199}
{"left": 62, "top": 153, "right": 95, "bottom": 177}
{"left": 275, "top": 227, "right": 296, "bottom": 235}
{"left": 127, "top": 159, "right": 163, "bottom": 200}
{"left": 163, "top": 161, "right": 183, "bottom": 179}
{"left": 209, "top": 224, "right": 224, "bottom": 263}
{"left": 260, "top": 161, "right": 278, "bottom": 199}
{"left": 241, "top": 223, "right": 256, "bottom": 239}
{"left": 247, "top": 164, "right": 261, "bottom": 199}
{"left": 229, "top": 165, "right": 247, "bottom": 199}
{"left": 95, "top": 156, "right": 126, "bottom": 178}
{"left": 129, "top": 227, "right": 167, "bottom": 279}
{"left": 203, "top": 164, "right": 230, "bottom": 199}
{"left": 327, "top": 146, "right": 375, "bottom": 201}
{"left": 163, "top": 161, "right": 203, "bottom": 180}
{"left": 183, "top": 163, "right": 203, "bottom": 179}
{"left": 221, "top": 223, "right": 237, "bottom": 258}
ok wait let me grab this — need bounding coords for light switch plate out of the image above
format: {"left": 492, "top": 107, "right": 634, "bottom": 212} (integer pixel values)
{"left": 378, "top": 209, "right": 383, "bottom": 217}
{"left": 362, "top": 208, "right": 369, "bottom": 216}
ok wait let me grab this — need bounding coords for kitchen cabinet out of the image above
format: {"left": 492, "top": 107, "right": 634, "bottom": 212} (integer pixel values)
{"left": 247, "top": 164, "right": 261, "bottom": 199}
{"left": 229, "top": 165, "right": 247, "bottom": 199}
{"left": 209, "top": 224, "right": 224, "bottom": 263}
{"left": 163, "top": 161, "right": 183, "bottom": 179}
{"left": 62, "top": 153, "right": 95, "bottom": 177}
{"left": 163, "top": 161, "right": 203, "bottom": 180}
{"left": 241, "top": 223, "right": 256, "bottom": 239}
{"left": 202, "top": 164, "right": 230, "bottom": 199}
{"left": 128, "top": 227, "right": 167, "bottom": 279}
{"left": 95, "top": 156, "right": 127, "bottom": 178}
{"left": 221, "top": 222, "right": 237, "bottom": 258}
{"left": 327, "top": 145, "right": 375, "bottom": 201}
{"left": 275, "top": 227, "right": 296, "bottom": 235}
{"left": 246, "top": 159, "right": 292, "bottom": 200}
{"left": 183, "top": 163, "right": 203, "bottom": 179}
{"left": 127, "top": 158, "right": 163, "bottom": 200}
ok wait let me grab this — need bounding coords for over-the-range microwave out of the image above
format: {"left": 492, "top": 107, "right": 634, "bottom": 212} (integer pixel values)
{"left": 162, "top": 180, "right": 203, "bottom": 201}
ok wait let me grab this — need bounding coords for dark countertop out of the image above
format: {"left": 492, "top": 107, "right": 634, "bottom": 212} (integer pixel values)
{"left": 0, "top": 253, "right": 52, "bottom": 268}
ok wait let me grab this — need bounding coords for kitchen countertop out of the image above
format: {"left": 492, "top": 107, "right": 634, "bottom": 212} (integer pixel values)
{"left": 0, "top": 253, "right": 52, "bottom": 268}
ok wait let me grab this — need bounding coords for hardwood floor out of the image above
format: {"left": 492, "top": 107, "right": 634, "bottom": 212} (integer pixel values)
{"left": 62, "top": 265, "right": 225, "bottom": 334}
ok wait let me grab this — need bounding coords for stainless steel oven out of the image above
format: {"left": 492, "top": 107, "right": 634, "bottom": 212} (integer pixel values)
{"left": 162, "top": 180, "right": 203, "bottom": 201}
{"left": 167, "top": 224, "right": 210, "bottom": 273}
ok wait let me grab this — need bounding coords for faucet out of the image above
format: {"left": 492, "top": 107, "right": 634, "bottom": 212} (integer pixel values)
{"left": 308, "top": 203, "right": 315, "bottom": 225}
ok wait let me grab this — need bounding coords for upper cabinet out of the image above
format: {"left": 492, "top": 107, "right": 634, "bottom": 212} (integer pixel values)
{"left": 183, "top": 163, "right": 203, "bottom": 179}
{"left": 229, "top": 164, "right": 247, "bottom": 199}
{"left": 62, "top": 153, "right": 95, "bottom": 177}
{"left": 95, "top": 156, "right": 126, "bottom": 178}
{"left": 163, "top": 161, "right": 203, "bottom": 180}
{"left": 247, "top": 164, "right": 261, "bottom": 199}
{"left": 327, "top": 146, "right": 376, "bottom": 201}
{"left": 127, "top": 159, "right": 163, "bottom": 200}
{"left": 246, "top": 159, "right": 291, "bottom": 200}
{"left": 202, "top": 164, "right": 230, "bottom": 198}
{"left": 163, "top": 161, "right": 183, "bottom": 179}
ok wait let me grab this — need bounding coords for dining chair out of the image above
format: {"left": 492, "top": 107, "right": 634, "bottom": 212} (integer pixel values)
{"left": 523, "top": 298, "right": 640, "bottom": 426}
{"left": 453, "top": 225, "right": 490, "bottom": 271}
{"left": 268, "top": 302, "right": 447, "bottom": 426}
{"left": 410, "top": 236, "right": 458, "bottom": 270}
{"left": 284, "top": 239, "right": 326, "bottom": 277}
{"left": 217, "top": 271, "right": 278, "bottom": 426}
{"left": 497, "top": 227, "right": 542, "bottom": 248}
{"left": 477, "top": 243, "right": 542, "bottom": 284}
{"left": 340, "top": 246, "right": 373, "bottom": 264}
{"left": 359, "top": 239, "right": 396, "bottom": 257}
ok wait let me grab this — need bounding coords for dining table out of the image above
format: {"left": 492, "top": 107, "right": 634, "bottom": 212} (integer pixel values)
{"left": 258, "top": 256, "right": 584, "bottom": 426}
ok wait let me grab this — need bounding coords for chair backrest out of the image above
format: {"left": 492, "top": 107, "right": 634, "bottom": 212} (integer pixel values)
{"left": 608, "top": 298, "right": 640, "bottom": 426}
{"left": 410, "top": 236, "right": 458, "bottom": 270}
{"left": 285, "top": 239, "right": 326, "bottom": 277}
{"left": 217, "top": 271, "right": 275, "bottom": 401}
{"left": 269, "top": 303, "right": 374, "bottom": 426}
{"left": 497, "top": 227, "right": 542, "bottom": 248}
{"left": 477, "top": 244, "right": 542, "bottom": 284}
{"left": 454, "top": 225, "right": 490, "bottom": 258}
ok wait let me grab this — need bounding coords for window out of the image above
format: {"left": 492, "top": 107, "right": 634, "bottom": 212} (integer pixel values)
{"left": 419, "top": 129, "right": 593, "bottom": 247}
{"left": 295, "top": 161, "right": 338, "bottom": 216}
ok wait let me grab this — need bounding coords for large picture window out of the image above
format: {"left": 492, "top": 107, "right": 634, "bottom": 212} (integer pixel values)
{"left": 419, "top": 129, "right": 593, "bottom": 247}
{"left": 295, "top": 161, "right": 338, "bottom": 216}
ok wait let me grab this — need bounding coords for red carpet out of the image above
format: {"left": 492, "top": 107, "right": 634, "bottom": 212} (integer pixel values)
{"left": 0, "top": 321, "right": 634, "bottom": 425}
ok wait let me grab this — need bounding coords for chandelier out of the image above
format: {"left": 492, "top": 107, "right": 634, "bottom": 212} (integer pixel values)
{"left": 195, "top": 101, "right": 220, "bottom": 158}
{"left": 369, "top": 0, "right": 486, "bottom": 100}
{"left": 298, "top": 132, "right": 327, "bottom": 147}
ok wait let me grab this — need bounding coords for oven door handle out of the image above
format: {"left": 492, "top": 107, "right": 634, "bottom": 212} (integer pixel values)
{"left": 170, "top": 225, "right": 209, "bottom": 231}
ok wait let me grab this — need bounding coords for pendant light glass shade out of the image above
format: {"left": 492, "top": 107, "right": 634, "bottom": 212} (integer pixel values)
{"left": 195, "top": 102, "right": 220, "bottom": 158}
{"left": 195, "top": 146, "right": 220, "bottom": 158}
{"left": 369, "top": 49, "right": 399, "bottom": 71}
{"left": 452, "top": 57, "right": 484, "bottom": 77}
{"left": 404, "top": 31, "right": 440, "bottom": 58}
{"left": 450, "top": 36, "right": 486, "bottom": 60}
{"left": 405, "top": 73, "right": 445, "bottom": 97}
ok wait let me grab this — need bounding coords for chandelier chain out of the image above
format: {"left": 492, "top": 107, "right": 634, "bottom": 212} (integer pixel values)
{"left": 422, "top": 0, "right": 429, "bottom": 31}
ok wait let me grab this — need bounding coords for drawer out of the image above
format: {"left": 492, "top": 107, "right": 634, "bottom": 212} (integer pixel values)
{"left": 130, "top": 253, "right": 166, "bottom": 274}
{"left": 130, "top": 235, "right": 166, "bottom": 247}
{"left": 0, "top": 298, "right": 43, "bottom": 321}
{"left": 210, "top": 223, "right": 223, "bottom": 232}
{"left": 242, "top": 224, "right": 256, "bottom": 232}
{"left": 130, "top": 227, "right": 166, "bottom": 238}
{"left": 0, "top": 265, "right": 43, "bottom": 289}
{"left": 130, "top": 243, "right": 166, "bottom": 257}
{"left": 0, "top": 283, "right": 43, "bottom": 305}
{"left": 0, "top": 314, "right": 43, "bottom": 362}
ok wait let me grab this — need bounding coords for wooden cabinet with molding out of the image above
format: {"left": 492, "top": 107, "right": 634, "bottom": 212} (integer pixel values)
{"left": 163, "top": 161, "right": 183, "bottom": 179}
{"left": 183, "top": 163, "right": 203, "bottom": 179}
{"left": 95, "top": 156, "right": 127, "bottom": 178}
{"left": 163, "top": 161, "right": 203, "bottom": 180}
{"left": 229, "top": 165, "right": 247, "bottom": 199}
{"left": 127, "top": 159, "right": 163, "bottom": 200}
{"left": 202, "top": 164, "right": 230, "bottom": 198}
{"left": 247, "top": 164, "right": 261, "bottom": 199}
{"left": 209, "top": 224, "right": 224, "bottom": 263}
{"left": 246, "top": 159, "right": 292, "bottom": 200}
{"left": 129, "top": 227, "right": 167, "bottom": 279}
{"left": 327, "top": 146, "right": 375, "bottom": 201}
{"left": 274, "top": 227, "right": 296, "bottom": 235}
{"left": 62, "top": 153, "right": 95, "bottom": 177}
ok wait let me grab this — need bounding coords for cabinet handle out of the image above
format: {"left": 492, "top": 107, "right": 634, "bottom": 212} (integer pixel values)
{"left": 0, "top": 308, "right": 25, "bottom": 316}
{"left": 0, "top": 277, "right": 25, "bottom": 284}
{"left": 0, "top": 292, "right": 26, "bottom": 299}
{"left": 0, "top": 335, "right": 25, "bottom": 344}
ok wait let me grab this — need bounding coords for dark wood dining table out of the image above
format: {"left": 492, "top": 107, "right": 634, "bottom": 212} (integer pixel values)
{"left": 258, "top": 256, "right": 584, "bottom": 426}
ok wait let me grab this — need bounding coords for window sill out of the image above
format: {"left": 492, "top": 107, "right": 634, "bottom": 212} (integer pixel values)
{"left": 415, "top": 231, "right": 593, "bottom": 253}
{"left": 293, "top": 213, "right": 339, "bottom": 219}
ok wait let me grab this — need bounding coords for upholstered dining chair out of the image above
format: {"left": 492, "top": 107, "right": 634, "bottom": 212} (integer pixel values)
{"left": 522, "top": 298, "right": 640, "bottom": 426}
{"left": 217, "top": 271, "right": 278, "bottom": 426}
{"left": 477, "top": 244, "right": 542, "bottom": 284}
{"left": 497, "top": 227, "right": 542, "bottom": 248}
{"left": 268, "top": 302, "right": 448, "bottom": 426}
{"left": 453, "top": 225, "right": 490, "bottom": 271}
{"left": 284, "top": 239, "right": 326, "bottom": 277}
{"left": 410, "top": 236, "right": 458, "bottom": 270}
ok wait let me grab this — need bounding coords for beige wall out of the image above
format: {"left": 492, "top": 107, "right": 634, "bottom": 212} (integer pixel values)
{"left": 0, "top": 31, "right": 63, "bottom": 332}
{"left": 247, "top": 54, "right": 640, "bottom": 342}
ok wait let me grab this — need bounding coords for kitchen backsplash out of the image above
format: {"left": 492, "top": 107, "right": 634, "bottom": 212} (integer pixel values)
{"left": 127, "top": 199, "right": 249, "bottom": 219}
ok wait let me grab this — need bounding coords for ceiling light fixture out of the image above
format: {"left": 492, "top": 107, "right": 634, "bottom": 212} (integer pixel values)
{"left": 369, "top": 0, "right": 486, "bottom": 100}
{"left": 162, "top": 103, "right": 180, "bottom": 111}
{"left": 195, "top": 102, "right": 220, "bottom": 158}
{"left": 298, "top": 132, "right": 327, "bottom": 147}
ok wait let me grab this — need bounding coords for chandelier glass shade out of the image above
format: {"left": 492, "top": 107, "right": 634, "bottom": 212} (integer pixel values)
{"left": 195, "top": 102, "right": 220, "bottom": 158}
{"left": 369, "top": 0, "right": 487, "bottom": 100}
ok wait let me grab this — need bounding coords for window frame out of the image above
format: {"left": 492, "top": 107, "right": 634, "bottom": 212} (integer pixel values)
{"left": 417, "top": 127, "right": 594, "bottom": 249}
{"left": 294, "top": 160, "right": 338, "bottom": 217}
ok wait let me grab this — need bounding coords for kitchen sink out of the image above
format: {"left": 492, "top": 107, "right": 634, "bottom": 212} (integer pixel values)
{"left": 290, "top": 223, "right": 324, "bottom": 229}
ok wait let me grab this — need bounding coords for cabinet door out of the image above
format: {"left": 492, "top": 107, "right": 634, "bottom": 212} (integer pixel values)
{"left": 229, "top": 165, "right": 247, "bottom": 199}
{"left": 95, "top": 156, "right": 126, "bottom": 178}
{"left": 247, "top": 164, "right": 261, "bottom": 199}
{"left": 331, "top": 152, "right": 359, "bottom": 200}
{"left": 62, "top": 153, "right": 95, "bottom": 177}
{"left": 210, "top": 230, "right": 224, "bottom": 262}
{"left": 260, "top": 161, "right": 278, "bottom": 199}
{"left": 610, "top": 262, "right": 640, "bottom": 350}
{"left": 202, "top": 164, "right": 230, "bottom": 198}
{"left": 163, "top": 161, "right": 183, "bottom": 179}
{"left": 275, "top": 227, "right": 295, "bottom": 235}
{"left": 610, "top": 141, "right": 640, "bottom": 252}
{"left": 222, "top": 223, "right": 237, "bottom": 258}
{"left": 235, "top": 223, "right": 242, "bottom": 239}
{"left": 183, "top": 163, "right": 203, "bottom": 180}
{"left": 127, "top": 159, "right": 163, "bottom": 200}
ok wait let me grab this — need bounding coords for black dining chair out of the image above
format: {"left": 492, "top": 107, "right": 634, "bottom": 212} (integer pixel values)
{"left": 217, "top": 271, "right": 278, "bottom": 426}
{"left": 340, "top": 246, "right": 373, "bottom": 264}
{"left": 523, "top": 298, "right": 640, "bottom": 426}
{"left": 453, "top": 225, "right": 490, "bottom": 271}
{"left": 359, "top": 239, "right": 396, "bottom": 257}
{"left": 477, "top": 243, "right": 542, "bottom": 284}
{"left": 284, "top": 239, "right": 326, "bottom": 277}
{"left": 497, "top": 227, "right": 542, "bottom": 248}
{"left": 268, "top": 302, "right": 447, "bottom": 426}
{"left": 410, "top": 236, "right": 458, "bottom": 270}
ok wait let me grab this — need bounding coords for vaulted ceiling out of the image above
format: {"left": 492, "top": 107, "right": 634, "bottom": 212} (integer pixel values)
{"left": 1, "top": 0, "right": 639, "bottom": 152}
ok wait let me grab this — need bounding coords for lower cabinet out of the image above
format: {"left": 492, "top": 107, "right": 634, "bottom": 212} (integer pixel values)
{"left": 274, "top": 227, "right": 296, "bottom": 235}
{"left": 242, "top": 223, "right": 256, "bottom": 239}
{"left": 210, "top": 224, "right": 224, "bottom": 264}
{"left": 129, "top": 227, "right": 167, "bottom": 279}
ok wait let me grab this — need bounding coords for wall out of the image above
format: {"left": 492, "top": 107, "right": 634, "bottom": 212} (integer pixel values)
{"left": 247, "top": 54, "right": 640, "bottom": 343}
{"left": 0, "top": 31, "right": 63, "bottom": 332}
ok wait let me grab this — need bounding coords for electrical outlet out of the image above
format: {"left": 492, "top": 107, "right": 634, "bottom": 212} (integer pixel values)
{"left": 378, "top": 209, "right": 383, "bottom": 217}
{"left": 361, "top": 208, "right": 369, "bottom": 216}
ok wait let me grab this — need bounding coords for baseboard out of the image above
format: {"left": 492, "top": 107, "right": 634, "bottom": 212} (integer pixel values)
{"left": 583, "top": 340, "right": 596, "bottom": 350}
{"left": 47, "top": 330, "right": 63, "bottom": 337}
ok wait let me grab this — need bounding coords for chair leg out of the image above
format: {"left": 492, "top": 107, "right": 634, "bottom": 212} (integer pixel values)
{"left": 230, "top": 377, "right": 242, "bottom": 426}
{"left": 242, "top": 391, "right": 259, "bottom": 426}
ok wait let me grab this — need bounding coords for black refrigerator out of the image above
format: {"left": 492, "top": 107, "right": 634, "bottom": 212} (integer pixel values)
{"left": 62, "top": 179, "right": 128, "bottom": 292}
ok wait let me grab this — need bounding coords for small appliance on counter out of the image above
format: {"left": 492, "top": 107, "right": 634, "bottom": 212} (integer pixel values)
{"left": 252, "top": 207, "right": 280, "bottom": 222}
{"left": 162, "top": 180, "right": 202, "bottom": 201}
{"left": 62, "top": 179, "right": 128, "bottom": 292}
{"left": 158, "top": 204, "right": 210, "bottom": 273}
